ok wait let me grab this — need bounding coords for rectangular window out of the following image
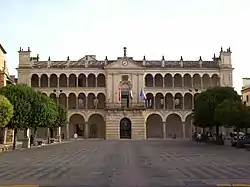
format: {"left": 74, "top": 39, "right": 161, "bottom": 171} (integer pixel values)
{"left": 122, "top": 75, "right": 129, "bottom": 81}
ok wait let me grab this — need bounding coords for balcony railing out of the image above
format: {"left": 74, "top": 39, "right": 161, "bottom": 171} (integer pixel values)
{"left": 105, "top": 101, "right": 146, "bottom": 110}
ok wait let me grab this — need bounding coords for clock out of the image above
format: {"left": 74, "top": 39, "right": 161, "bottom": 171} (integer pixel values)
{"left": 122, "top": 60, "right": 128, "bottom": 66}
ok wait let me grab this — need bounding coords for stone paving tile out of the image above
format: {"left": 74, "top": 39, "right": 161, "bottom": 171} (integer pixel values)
{"left": 0, "top": 140, "right": 249, "bottom": 186}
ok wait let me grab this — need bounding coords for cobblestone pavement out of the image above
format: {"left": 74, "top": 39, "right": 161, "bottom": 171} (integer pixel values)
{"left": 0, "top": 140, "right": 249, "bottom": 186}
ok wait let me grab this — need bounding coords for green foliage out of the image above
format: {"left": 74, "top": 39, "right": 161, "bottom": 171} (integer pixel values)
{"left": 45, "top": 98, "right": 58, "bottom": 128}
{"left": 0, "top": 84, "right": 32, "bottom": 129}
{"left": 27, "top": 91, "right": 56, "bottom": 129}
{"left": 0, "top": 94, "right": 14, "bottom": 127}
{"left": 53, "top": 105, "right": 68, "bottom": 127}
{"left": 0, "top": 84, "right": 65, "bottom": 130}
{"left": 193, "top": 87, "right": 240, "bottom": 128}
{"left": 215, "top": 100, "right": 250, "bottom": 129}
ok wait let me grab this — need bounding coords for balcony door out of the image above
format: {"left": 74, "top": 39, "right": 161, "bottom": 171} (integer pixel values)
{"left": 120, "top": 83, "right": 131, "bottom": 108}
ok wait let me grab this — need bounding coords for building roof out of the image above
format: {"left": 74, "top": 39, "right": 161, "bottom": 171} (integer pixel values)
{"left": 31, "top": 58, "right": 219, "bottom": 69}
{"left": 0, "top": 44, "right": 7, "bottom": 54}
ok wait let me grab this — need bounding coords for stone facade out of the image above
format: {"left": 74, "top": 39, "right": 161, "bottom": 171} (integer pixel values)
{"left": 17, "top": 47, "right": 233, "bottom": 140}
{"left": 241, "top": 78, "right": 250, "bottom": 106}
{"left": 0, "top": 44, "right": 14, "bottom": 144}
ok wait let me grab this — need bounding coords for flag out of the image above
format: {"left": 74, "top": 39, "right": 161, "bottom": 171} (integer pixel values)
{"left": 130, "top": 90, "right": 134, "bottom": 99}
{"left": 139, "top": 89, "right": 147, "bottom": 100}
{"left": 118, "top": 88, "right": 121, "bottom": 103}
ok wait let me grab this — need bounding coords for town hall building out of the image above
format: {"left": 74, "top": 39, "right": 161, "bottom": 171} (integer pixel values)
{"left": 17, "top": 47, "right": 233, "bottom": 140}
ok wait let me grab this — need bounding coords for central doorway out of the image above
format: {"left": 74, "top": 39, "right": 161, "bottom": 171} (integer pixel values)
{"left": 120, "top": 118, "right": 132, "bottom": 139}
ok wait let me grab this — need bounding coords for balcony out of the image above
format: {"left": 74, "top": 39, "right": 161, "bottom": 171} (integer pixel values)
{"left": 105, "top": 101, "right": 146, "bottom": 111}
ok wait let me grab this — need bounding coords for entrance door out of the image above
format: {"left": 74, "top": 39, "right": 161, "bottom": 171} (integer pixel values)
{"left": 120, "top": 118, "right": 132, "bottom": 139}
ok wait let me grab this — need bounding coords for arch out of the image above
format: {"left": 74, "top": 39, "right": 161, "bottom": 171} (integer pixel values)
{"left": 97, "top": 93, "right": 106, "bottom": 109}
{"left": 120, "top": 118, "right": 132, "bottom": 139}
{"left": 97, "top": 73, "right": 106, "bottom": 87}
{"left": 87, "top": 73, "right": 96, "bottom": 87}
{"left": 78, "top": 93, "right": 86, "bottom": 109}
{"left": 185, "top": 114, "right": 193, "bottom": 139}
{"left": 59, "top": 93, "right": 67, "bottom": 108}
{"left": 42, "top": 93, "right": 47, "bottom": 96}
{"left": 184, "top": 93, "right": 193, "bottom": 109}
{"left": 166, "top": 113, "right": 182, "bottom": 139}
{"left": 68, "top": 93, "right": 76, "bottom": 109}
{"left": 193, "top": 74, "right": 201, "bottom": 88}
{"left": 78, "top": 74, "right": 86, "bottom": 87}
{"left": 31, "top": 74, "right": 39, "bottom": 87}
{"left": 155, "top": 74, "right": 163, "bottom": 87}
{"left": 155, "top": 92, "right": 164, "bottom": 109}
{"left": 145, "top": 74, "right": 153, "bottom": 87}
{"left": 87, "top": 93, "right": 96, "bottom": 109}
{"left": 88, "top": 114, "right": 106, "bottom": 139}
{"left": 211, "top": 74, "right": 220, "bottom": 87}
{"left": 202, "top": 74, "right": 210, "bottom": 88}
{"left": 174, "top": 93, "right": 183, "bottom": 109}
{"left": 49, "top": 93, "right": 57, "bottom": 103}
{"left": 69, "top": 114, "right": 85, "bottom": 138}
{"left": 145, "top": 93, "right": 154, "bottom": 109}
{"left": 59, "top": 74, "right": 67, "bottom": 87}
{"left": 69, "top": 74, "right": 77, "bottom": 87}
{"left": 40, "top": 74, "right": 48, "bottom": 87}
{"left": 174, "top": 73, "right": 182, "bottom": 87}
{"left": 183, "top": 73, "right": 192, "bottom": 88}
{"left": 120, "top": 83, "right": 131, "bottom": 108}
{"left": 50, "top": 74, "right": 58, "bottom": 87}
{"left": 165, "top": 93, "right": 173, "bottom": 109}
{"left": 164, "top": 73, "right": 173, "bottom": 87}
{"left": 146, "top": 114, "right": 163, "bottom": 139}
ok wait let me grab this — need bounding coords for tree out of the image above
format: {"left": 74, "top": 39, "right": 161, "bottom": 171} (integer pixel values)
{"left": 53, "top": 105, "right": 68, "bottom": 128}
{"left": 194, "top": 87, "right": 240, "bottom": 138}
{"left": 37, "top": 94, "right": 58, "bottom": 144}
{"left": 215, "top": 100, "right": 250, "bottom": 140}
{"left": 0, "top": 94, "right": 13, "bottom": 128}
{"left": 27, "top": 92, "right": 57, "bottom": 145}
{"left": 0, "top": 84, "right": 33, "bottom": 149}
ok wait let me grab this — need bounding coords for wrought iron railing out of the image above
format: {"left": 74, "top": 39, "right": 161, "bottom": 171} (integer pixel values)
{"left": 105, "top": 101, "right": 146, "bottom": 110}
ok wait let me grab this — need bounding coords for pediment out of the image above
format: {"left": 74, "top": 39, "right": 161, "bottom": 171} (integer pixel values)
{"left": 78, "top": 55, "right": 96, "bottom": 62}
{"left": 105, "top": 59, "right": 142, "bottom": 69}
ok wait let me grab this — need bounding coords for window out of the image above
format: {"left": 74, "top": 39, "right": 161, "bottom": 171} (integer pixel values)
{"left": 122, "top": 75, "right": 128, "bottom": 81}
{"left": 247, "top": 95, "right": 249, "bottom": 102}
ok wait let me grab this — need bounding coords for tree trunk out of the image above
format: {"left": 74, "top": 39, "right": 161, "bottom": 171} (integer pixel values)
{"left": 12, "top": 128, "right": 17, "bottom": 150}
{"left": 33, "top": 127, "right": 37, "bottom": 146}
{"left": 47, "top": 128, "right": 50, "bottom": 144}
{"left": 216, "top": 124, "right": 220, "bottom": 141}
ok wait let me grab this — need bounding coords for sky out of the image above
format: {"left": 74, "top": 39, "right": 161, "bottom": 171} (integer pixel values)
{"left": 1, "top": 0, "right": 250, "bottom": 92}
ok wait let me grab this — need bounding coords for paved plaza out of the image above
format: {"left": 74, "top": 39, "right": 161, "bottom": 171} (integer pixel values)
{"left": 0, "top": 140, "right": 249, "bottom": 186}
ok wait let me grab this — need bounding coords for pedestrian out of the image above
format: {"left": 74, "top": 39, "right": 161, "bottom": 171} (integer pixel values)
{"left": 196, "top": 133, "right": 201, "bottom": 143}
{"left": 30, "top": 134, "right": 34, "bottom": 147}
{"left": 74, "top": 133, "right": 78, "bottom": 139}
